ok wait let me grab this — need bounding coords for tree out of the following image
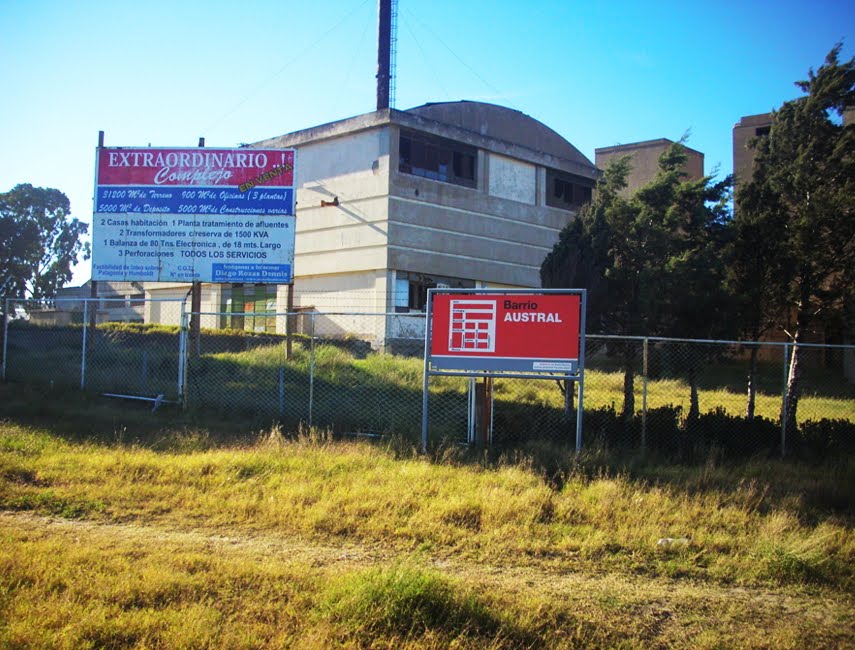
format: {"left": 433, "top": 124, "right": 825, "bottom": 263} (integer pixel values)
{"left": 727, "top": 175, "right": 782, "bottom": 420}
{"left": 736, "top": 44, "right": 855, "bottom": 437}
{"left": 0, "top": 184, "right": 90, "bottom": 299}
{"left": 542, "top": 155, "right": 642, "bottom": 419}
{"left": 543, "top": 142, "right": 733, "bottom": 422}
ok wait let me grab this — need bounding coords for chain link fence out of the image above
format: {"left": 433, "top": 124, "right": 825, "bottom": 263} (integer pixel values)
{"left": 3, "top": 298, "right": 854, "bottom": 459}
{"left": 2, "top": 297, "right": 185, "bottom": 403}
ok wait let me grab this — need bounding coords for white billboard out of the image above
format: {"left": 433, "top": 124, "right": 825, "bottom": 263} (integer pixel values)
{"left": 92, "top": 147, "right": 296, "bottom": 284}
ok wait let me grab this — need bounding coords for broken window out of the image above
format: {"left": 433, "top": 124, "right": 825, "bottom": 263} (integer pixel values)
{"left": 399, "top": 131, "right": 477, "bottom": 188}
{"left": 545, "top": 169, "right": 594, "bottom": 210}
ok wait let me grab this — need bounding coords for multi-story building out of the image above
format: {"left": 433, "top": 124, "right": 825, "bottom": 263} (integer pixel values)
{"left": 144, "top": 100, "right": 600, "bottom": 343}
{"left": 732, "top": 112, "right": 773, "bottom": 203}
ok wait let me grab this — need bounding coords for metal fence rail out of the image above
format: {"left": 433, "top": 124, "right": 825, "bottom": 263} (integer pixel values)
{"left": 3, "top": 298, "right": 854, "bottom": 458}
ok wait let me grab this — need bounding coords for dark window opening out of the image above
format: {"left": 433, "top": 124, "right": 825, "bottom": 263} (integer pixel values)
{"left": 399, "top": 131, "right": 477, "bottom": 188}
{"left": 755, "top": 126, "right": 771, "bottom": 137}
{"left": 546, "top": 169, "right": 594, "bottom": 211}
{"left": 394, "top": 272, "right": 476, "bottom": 312}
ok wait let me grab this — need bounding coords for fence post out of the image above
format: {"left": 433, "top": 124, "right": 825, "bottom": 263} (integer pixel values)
{"left": 279, "top": 366, "right": 285, "bottom": 417}
{"left": 308, "top": 312, "right": 315, "bottom": 427}
{"left": 286, "top": 283, "right": 295, "bottom": 360}
{"left": 466, "top": 378, "right": 474, "bottom": 443}
{"left": 81, "top": 300, "right": 89, "bottom": 390}
{"left": 781, "top": 342, "right": 790, "bottom": 458}
{"left": 642, "top": 337, "right": 649, "bottom": 454}
{"left": 141, "top": 350, "right": 149, "bottom": 388}
{"left": 1, "top": 298, "right": 9, "bottom": 381}
{"left": 178, "top": 303, "right": 188, "bottom": 408}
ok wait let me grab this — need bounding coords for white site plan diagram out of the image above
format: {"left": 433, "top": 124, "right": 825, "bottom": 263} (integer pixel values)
{"left": 448, "top": 299, "right": 497, "bottom": 353}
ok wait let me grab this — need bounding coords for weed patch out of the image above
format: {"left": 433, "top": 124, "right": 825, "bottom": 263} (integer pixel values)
{"left": 319, "top": 563, "right": 513, "bottom": 644}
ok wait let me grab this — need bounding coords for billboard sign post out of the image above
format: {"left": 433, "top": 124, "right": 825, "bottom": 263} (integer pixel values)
{"left": 92, "top": 147, "right": 296, "bottom": 284}
{"left": 422, "top": 288, "right": 586, "bottom": 452}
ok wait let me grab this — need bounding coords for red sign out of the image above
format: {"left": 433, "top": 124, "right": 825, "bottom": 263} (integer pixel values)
{"left": 97, "top": 148, "right": 295, "bottom": 188}
{"left": 429, "top": 292, "right": 581, "bottom": 373}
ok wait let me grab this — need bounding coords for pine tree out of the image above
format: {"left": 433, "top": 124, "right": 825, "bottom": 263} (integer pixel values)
{"left": 736, "top": 43, "right": 855, "bottom": 438}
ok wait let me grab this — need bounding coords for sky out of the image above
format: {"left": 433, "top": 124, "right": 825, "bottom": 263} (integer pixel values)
{"left": 1, "top": 0, "right": 853, "bottom": 286}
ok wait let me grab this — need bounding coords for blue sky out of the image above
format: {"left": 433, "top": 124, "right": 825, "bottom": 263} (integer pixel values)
{"left": 1, "top": 0, "right": 852, "bottom": 285}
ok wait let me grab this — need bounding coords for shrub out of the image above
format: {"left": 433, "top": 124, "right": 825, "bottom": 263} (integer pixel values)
{"left": 796, "top": 418, "right": 855, "bottom": 459}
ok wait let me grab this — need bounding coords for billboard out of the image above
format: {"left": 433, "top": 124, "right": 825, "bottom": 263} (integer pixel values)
{"left": 429, "top": 292, "right": 582, "bottom": 373}
{"left": 92, "top": 147, "right": 296, "bottom": 283}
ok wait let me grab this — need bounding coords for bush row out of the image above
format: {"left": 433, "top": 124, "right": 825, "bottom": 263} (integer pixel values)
{"left": 494, "top": 403, "right": 855, "bottom": 462}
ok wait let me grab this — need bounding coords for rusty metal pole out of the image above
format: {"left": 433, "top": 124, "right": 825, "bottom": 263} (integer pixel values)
{"left": 189, "top": 137, "right": 205, "bottom": 359}
{"left": 285, "top": 283, "right": 295, "bottom": 359}
{"left": 475, "top": 377, "right": 492, "bottom": 446}
{"left": 90, "top": 131, "right": 104, "bottom": 332}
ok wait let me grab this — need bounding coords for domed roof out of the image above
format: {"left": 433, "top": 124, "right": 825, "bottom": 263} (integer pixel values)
{"left": 404, "top": 100, "right": 594, "bottom": 169}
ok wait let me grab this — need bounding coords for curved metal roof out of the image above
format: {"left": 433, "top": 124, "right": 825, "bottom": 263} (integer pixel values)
{"left": 405, "top": 100, "right": 595, "bottom": 169}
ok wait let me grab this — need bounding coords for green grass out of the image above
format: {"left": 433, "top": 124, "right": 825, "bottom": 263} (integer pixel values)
{"left": 1, "top": 417, "right": 853, "bottom": 589}
{"left": 12, "top": 514, "right": 849, "bottom": 649}
{"left": 0, "top": 400, "right": 854, "bottom": 647}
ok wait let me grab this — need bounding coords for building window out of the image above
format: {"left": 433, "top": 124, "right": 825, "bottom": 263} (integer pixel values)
{"left": 399, "top": 131, "right": 477, "bottom": 188}
{"left": 545, "top": 169, "right": 594, "bottom": 211}
{"left": 394, "top": 272, "right": 475, "bottom": 312}
{"left": 755, "top": 126, "right": 771, "bottom": 137}
{"left": 220, "top": 284, "right": 278, "bottom": 333}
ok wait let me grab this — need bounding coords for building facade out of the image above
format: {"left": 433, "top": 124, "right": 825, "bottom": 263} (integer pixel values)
{"left": 594, "top": 138, "right": 704, "bottom": 195}
{"left": 145, "top": 101, "right": 599, "bottom": 342}
{"left": 732, "top": 112, "right": 773, "bottom": 202}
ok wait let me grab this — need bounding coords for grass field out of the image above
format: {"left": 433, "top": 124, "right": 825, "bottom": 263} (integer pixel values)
{"left": 1, "top": 384, "right": 854, "bottom": 648}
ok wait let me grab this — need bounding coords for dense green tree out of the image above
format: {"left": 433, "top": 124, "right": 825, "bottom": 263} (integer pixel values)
{"left": 543, "top": 142, "right": 732, "bottom": 421}
{"left": 0, "top": 184, "right": 90, "bottom": 299}
{"left": 736, "top": 43, "right": 855, "bottom": 436}
{"left": 727, "top": 176, "right": 782, "bottom": 420}
{"left": 656, "top": 166, "right": 734, "bottom": 421}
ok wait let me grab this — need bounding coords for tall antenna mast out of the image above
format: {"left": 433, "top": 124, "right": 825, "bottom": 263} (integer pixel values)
{"left": 376, "top": 0, "right": 396, "bottom": 110}
{"left": 389, "top": 0, "right": 398, "bottom": 108}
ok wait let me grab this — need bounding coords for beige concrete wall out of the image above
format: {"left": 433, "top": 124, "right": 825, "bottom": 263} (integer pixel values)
{"left": 487, "top": 153, "right": 536, "bottom": 204}
{"left": 291, "top": 128, "right": 390, "bottom": 278}
{"left": 389, "top": 171, "right": 574, "bottom": 287}
{"left": 285, "top": 270, "right": 388, "bottom": 343}
{"left": 143, "top": 284, "right": 218, "bottom": 328}
{"left": 478, "top": 281, "right": 527, "bottom": 289}
{"left": 288, "top": 270, "right": 386, "bottom": 311}
{"left": 595, "top": 139, "right": 704, "bottom": 196}
{"left": 732, "top": 113, "right": 772, "bottom": 196}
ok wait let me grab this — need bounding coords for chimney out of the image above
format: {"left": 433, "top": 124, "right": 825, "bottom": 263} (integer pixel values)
{"left": 376, "top": 0, "right": 391, "bottom": 110}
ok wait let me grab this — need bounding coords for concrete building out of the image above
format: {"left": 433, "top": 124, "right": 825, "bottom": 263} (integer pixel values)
{"left": 594, "top": 138, "right": 704, "bottom": 195}
{"left": 31, "top": 280, "right": 147, "bottom": 325}
{"left": 732, "top": 112, "right": 773, "bottom": 200}
{"left": 145, "top": 101, "right": 600, "bottom": 342}
{"left": 735, "top": 110, "right": 854, "bottom": 196}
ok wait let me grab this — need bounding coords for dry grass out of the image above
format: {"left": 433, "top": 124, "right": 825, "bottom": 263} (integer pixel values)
{"left": 2, "top": 511, "right": 853, "bottom": 649}
{"left": 1, "top": 413, "right": 855, "bottom": 647}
